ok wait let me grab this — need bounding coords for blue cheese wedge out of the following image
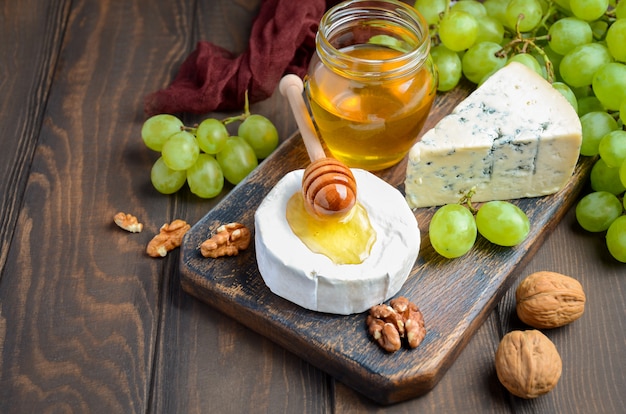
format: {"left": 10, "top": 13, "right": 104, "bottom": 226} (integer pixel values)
{"left": 255, "top": 169, "right": 419, "bottom": 315}
{"left": 405, "top": 62, "right": 582, "bottom": 209}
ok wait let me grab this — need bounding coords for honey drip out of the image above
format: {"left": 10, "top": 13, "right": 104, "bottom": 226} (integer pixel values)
{"left": 286, "top": 192, "right": 376, "bottom": 265}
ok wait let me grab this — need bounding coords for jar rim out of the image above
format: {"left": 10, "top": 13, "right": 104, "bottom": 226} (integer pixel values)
{"left": 316, "top": 0, "right": 430, "bottom": 79}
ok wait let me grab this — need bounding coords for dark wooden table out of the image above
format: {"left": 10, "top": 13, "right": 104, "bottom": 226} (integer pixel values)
{"left": 1, "top": 0, "right": 625, "bottom": 412}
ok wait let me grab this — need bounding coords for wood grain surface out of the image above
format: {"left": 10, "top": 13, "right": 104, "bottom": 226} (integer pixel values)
{"left": 1, "top": 0, "right": 625, "bottom": 413}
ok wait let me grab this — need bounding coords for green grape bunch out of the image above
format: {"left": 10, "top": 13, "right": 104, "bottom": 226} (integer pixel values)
{"left": 415, "top": 0, "right": 626, "bottom": 263}
{"left": 141, "top": 93, "right": 279, "bottom": 199}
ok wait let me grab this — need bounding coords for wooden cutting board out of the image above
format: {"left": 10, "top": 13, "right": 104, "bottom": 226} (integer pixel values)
{"left": 179, "top": 85, "right": 594, "bottom": 405}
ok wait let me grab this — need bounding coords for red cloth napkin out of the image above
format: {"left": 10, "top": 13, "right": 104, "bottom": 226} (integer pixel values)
{"left": 144, "top": 0, "right": 339, "bottom": 116}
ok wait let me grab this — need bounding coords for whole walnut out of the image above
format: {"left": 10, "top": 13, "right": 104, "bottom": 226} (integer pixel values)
{"left": 516, "top": 271, "right": 586, "bottom": 329}
{"left": 495, "top": 330, "right": 562, "bottom": 399}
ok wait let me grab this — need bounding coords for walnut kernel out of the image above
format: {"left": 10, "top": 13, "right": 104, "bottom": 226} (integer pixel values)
{"left": 366, "top": 296, "right": 426, "bottom": 353}
{"left": 391, "top": 296, "right": 426, "bottom": 349}
{"left": 114, "top": 212, "right": 143, "bottom": 233}
{"left": 200, "top": 222, "right": 251, "bottom": 258}
{"left": 367, "top": 317, "right": 402, "bottom": 353}
{"left": 146, "top": 219, "right": 190, "bottom": 258}
{"left": 495, "top": 330, "right": 562, "bottom": 399}
{"left": 516, "top": 271, "right": 586, "bottom": 329}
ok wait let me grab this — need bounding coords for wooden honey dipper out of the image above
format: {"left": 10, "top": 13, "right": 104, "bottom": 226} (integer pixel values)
{"left": 279, "top": 74, "right": 357, "bottom": 218}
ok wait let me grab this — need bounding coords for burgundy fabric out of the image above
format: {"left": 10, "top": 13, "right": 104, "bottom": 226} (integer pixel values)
{"left": 144, "top": 0, "right": 339, "bottom": 116}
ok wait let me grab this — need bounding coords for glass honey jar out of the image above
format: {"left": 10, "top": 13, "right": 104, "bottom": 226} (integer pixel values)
{"left": 305, "top": 0, "right": 437, "bottom": 171}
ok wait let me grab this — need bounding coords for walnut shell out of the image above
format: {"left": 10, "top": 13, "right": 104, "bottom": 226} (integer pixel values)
{"left": 516, "top": 271, "right": 586, "bottom": 329}
{"left": 495, "top": 330, "right": 562, "bottom": 399}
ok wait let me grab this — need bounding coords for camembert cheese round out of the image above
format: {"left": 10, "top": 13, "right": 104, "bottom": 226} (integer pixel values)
{"left": 254, "top": 169, "right": 420, "bottom": 315}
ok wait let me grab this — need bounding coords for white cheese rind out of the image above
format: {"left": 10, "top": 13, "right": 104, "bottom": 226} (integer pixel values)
{"left": 405, "top": 62, "right": 582, "bottom": 208}
{"left": 255, "top": 169, "right": 420, "bottom": 315}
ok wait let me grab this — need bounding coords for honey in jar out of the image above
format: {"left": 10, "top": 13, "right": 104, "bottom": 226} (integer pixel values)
{"left": 306, "top": 0, "right": 437, "bottom": 171}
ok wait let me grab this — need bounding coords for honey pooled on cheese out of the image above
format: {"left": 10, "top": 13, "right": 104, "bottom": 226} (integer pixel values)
{"left": 254, "top": 169, "right": 420, "bottom": 315}
{"left": 404, "top": 62, "right": 582, "bottom": 208}
{"left": 285, "top": 192, "right": 376, "bottom": 265}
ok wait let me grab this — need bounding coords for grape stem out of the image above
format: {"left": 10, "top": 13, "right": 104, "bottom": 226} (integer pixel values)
{"left": 496, "top": 33, "right": 555, "bottom": 83}
{"left": 221, "top": 90, "right": 252, "bottom": 125}
{"left": 536, "top": 3, "right": 557, "bottom": 34}
{"left": 173, "top": 89, "right": 253, "bottom": 134}
{"left": 494, "top": 2, "right": 559, "bottom": 83}
{"left": 458, "top": 186, "right": 478, "bottom": 215}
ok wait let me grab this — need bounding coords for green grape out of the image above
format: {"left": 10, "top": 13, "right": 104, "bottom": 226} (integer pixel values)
{"left": 592, "top": 62, "right": 626, "bottom": 111}
{"left": 616, "top": 0, "right": 626, "bottom": 19}
{"left": 621, "top": 158, "right": 626, "bottom": 188}
{"left": 462, "top": 41, "right": 507, "bottom": 84}
{"left": 186, "top": 154, "right": 224, "bottom": 198}
{"left": 452, "top": 0, "right": 487, "bottom": 17}
{"left": 430, "top": 45, "right": 463, "bottom": 92}
{"left": 216, "top": 136, "right": 259, "bottom": 185}
{"left": 570, "top": 85, "right": 592, "bottom": 99}
{"left": 606, "top": 215, "right": 626, "bottom": 263}
{"left": 476, "top": 201, "right": 530, "bottom": 246}
{"left": 141, "top": 114, "right": 183, "bottom": 152}
{"left": 150, "top": 156, "right": 187, "bottom": 194}
{"left": 552, "top": 0, "right": 572, "bottom": 11}
{"left": 620, "top": 99, "right": 626, "bottom": 124}
{"left": 548, "top": 17, "right": 593, "bottom": 56}
{"left": 413, "top": 0, "right": 447, "bottom": 26}
{"left": 559, "top": 43, "right": 612, "bottom": 88}
{"left": 577, "top": 96, "right": 605, "bottom": 116}
{"left": 483, "top": 0, "right": 509, "bottom": 21}
{"left": 439, "top": 10, "right": 479, "bottom": 52}
{"left": 590, "top": 158, "right": 626, "bottom": 195}
{"left": 161, "top": 130, "right": 200, "bottom": 171}
{"left": 580, "top": 111, "right": 619, "bottom": 156}
{"left": 537, "top": 0, "right": 551, "bottom": 14}
{"left": 575, "top": 191, "right": 623, "bottom": 232}
{"left": 368, "top": 34, "right": 412, "bottom": 53}
{"left": 238, "top": 114, "right": 279, "bottom": 159}
{"left": 552, "top": 82, "right": 578, "bottom": 113}
{"left": 590, "top": 20, "right": 609, "bottom": 39}
{"left": 475, "top": 15, "right": 505, "bottom": 45}
{"left": 599, "top": 130, "right": 626, "bottom": 168}
{"left": 428, "top": 204, "right": 477, "bottom": 259}
{"left": 508, "top": 53, "right": 543, "bottom": 77}
{"left": 569, "top": 0, "right": 609, "bottom": 22}
{"left": 196, "top": 118, "right": 229, "bottom": 154}
{"left": 504, "top": 0, "right": 543, "bottom": 32}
